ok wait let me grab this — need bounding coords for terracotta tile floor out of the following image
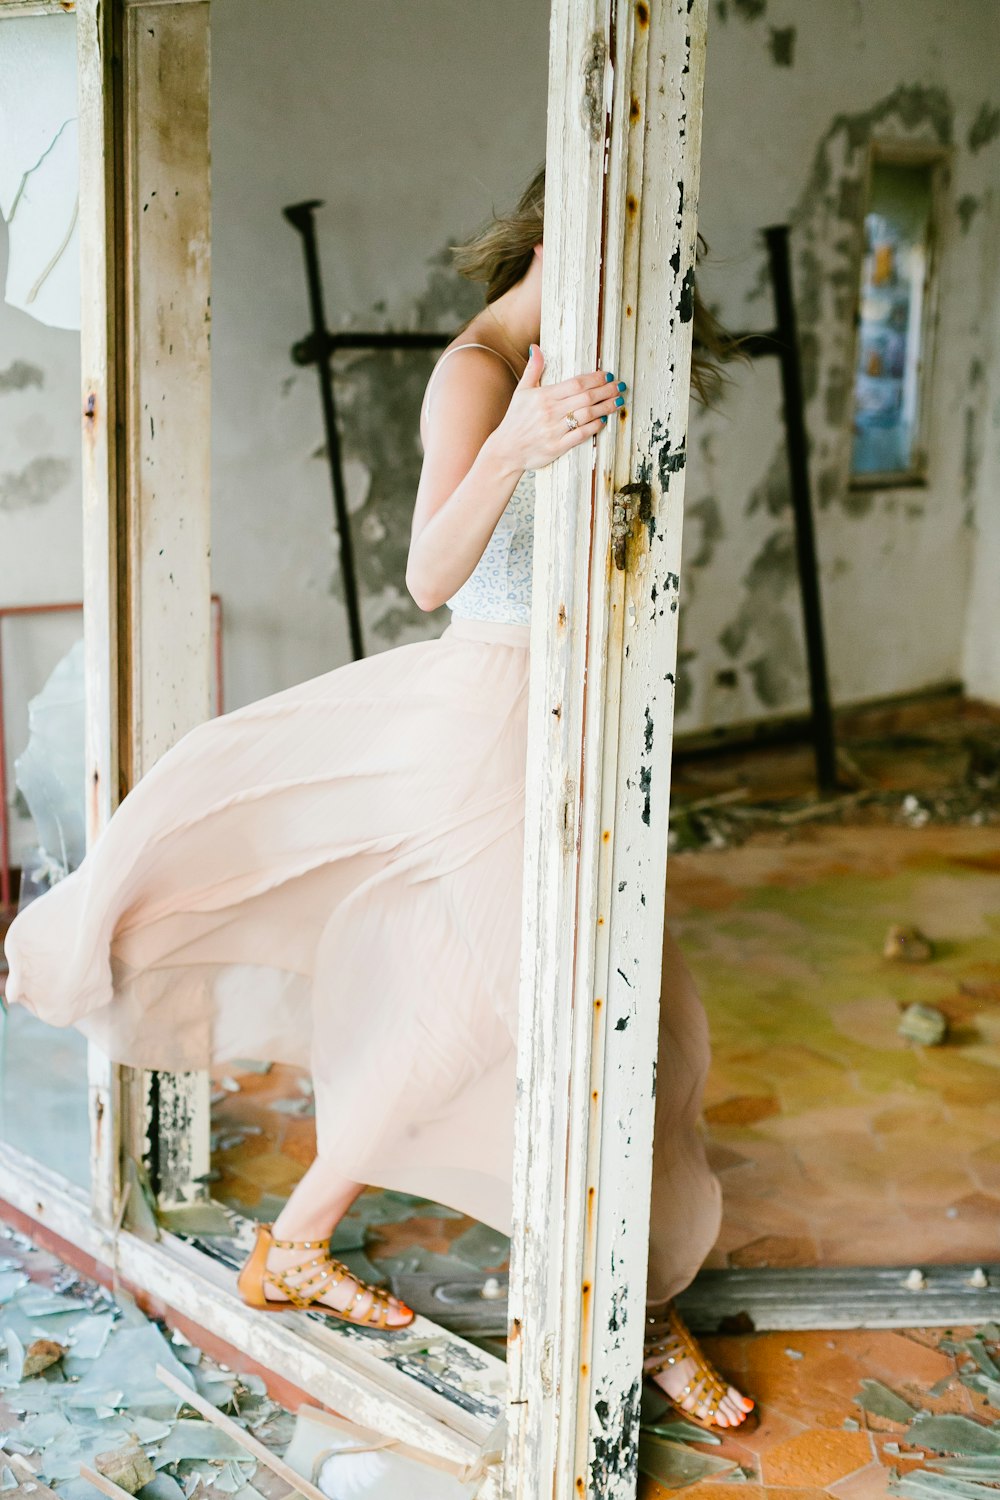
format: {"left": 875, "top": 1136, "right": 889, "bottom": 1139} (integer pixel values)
{"left": 639, "top": 1325, "right": 999, "bottom": 1498}
{"left": 667, "top": 823, "right": 1000, "bottom": 1270}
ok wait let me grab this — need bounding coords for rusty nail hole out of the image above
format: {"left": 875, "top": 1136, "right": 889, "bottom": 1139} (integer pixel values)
{"left": 636, "top": 0, "right": 650, "bottom": 24}
{"left": 551, "top": 704, "right": 561, "bottom": 718}
{"left": 595, "top": 997, "right": 603, "bottom": 1008}
{"left": 85, "top": 393, "right": 96, "bottom": 419}
{"left": 626, "top": 193, "right": 639, "bottom": 217}
{"left": 602, "top": 829, "right": 611, "bottom": 842}
{"left": 630, "top": 94, "right": 641, "bottom": 122}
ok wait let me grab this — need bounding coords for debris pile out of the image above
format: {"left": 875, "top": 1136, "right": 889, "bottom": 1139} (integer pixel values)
{"left": 0, "top": 1225, "right": 486, "bottom": 1499}
{"left": 0, "top": 1226, "right": 294, "bottom": 1500}
{"left": 668, "top": 722, "right": 1000, "bottom": 853}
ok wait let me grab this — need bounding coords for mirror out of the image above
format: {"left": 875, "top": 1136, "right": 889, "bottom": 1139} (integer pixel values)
{"left": 0, "top": 8, "right": 89, "bottom": 1190}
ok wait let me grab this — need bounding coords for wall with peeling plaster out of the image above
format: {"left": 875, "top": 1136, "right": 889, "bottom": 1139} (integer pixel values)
{"left": 209, "top": 0, "right": 547, "bottom": 708}
{"left": 960, "top": 234, "right": 1000, "bottom": 702}
{"left": 208, "top": 0, "right": 998, "bottom": 728}
{"left": 683, "top": 0, "right": 1000, "bottom": 730}
{"left": 2, "top": 0, "right": 998, "bottom": 840}
{"left": 0, "top": 219, "right": 82, "bottom": 865}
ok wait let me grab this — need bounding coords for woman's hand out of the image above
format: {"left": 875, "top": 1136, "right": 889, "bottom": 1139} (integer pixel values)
{"left": 485, "top": 346, "right": 626, "bottom": 472}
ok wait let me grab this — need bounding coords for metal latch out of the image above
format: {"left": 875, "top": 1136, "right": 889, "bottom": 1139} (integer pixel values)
{"left": 612, "top": 479, "right": 653, "bottom": 570}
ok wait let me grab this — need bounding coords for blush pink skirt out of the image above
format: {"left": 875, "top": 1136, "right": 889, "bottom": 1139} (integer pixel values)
{"left": 4, "top": 616, "right": 719, "bottom": 1299}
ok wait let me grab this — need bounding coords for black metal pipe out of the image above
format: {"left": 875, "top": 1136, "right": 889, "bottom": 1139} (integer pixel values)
{"left": 292, "top": 329, "right": 450, "bottom": 367}
{"left": 764, "top": 223, "right": 838, "bottom": 793}
{"left": 283, "top": 200, "right": 365, "bottom": 662}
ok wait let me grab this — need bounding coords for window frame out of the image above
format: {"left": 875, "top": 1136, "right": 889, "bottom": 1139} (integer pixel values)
{"left": 847, "top": 139, "right": 950, "bottom": 492}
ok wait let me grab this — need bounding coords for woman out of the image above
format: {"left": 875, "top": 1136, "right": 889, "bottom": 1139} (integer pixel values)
{"left": 5, "top": 168, "right": 753, "bottom": 1431}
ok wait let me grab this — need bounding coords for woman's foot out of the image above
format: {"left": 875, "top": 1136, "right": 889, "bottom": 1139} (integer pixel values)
{"left": 644, "top": 1303, "right": 755, "bottom": 1430}
{"left": 237, "top": 1165, "right": 413, "bottom": 1329}
{"left": 262, "top": 1237, "right": 413, "bottom": 1328}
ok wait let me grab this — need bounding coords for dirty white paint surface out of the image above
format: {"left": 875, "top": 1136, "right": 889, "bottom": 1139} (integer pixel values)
{"left": 506, "top": 3, "right": 707, "bottom": 1497}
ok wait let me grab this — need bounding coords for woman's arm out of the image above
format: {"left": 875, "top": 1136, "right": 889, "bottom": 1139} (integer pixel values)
{"left": 406, "top": 346, "right": 621, "bottom": 611}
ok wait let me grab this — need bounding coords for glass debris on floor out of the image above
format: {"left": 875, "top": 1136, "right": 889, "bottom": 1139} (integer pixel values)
{"left": 0, "top": 1225, "right": 294, "bottom": 1500}
{"left": 634, "top": 1324, "right": 1000, "bottom": 1496}
{"left": 0, "top": 1224, "right": 490, "bottom": 1499}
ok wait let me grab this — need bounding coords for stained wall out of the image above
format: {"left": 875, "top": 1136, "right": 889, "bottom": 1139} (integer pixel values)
{"left": 2, "top": 0, "right": 999, "bottom": 870}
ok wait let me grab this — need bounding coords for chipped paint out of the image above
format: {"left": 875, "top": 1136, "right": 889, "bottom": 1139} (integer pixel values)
{"left": 589, "top": 1379, "right": 641, "bottom": 1495}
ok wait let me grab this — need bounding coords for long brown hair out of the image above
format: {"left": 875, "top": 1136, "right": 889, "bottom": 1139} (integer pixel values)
{"left": 452, "top": 166, "right": 734, "bottom": 404}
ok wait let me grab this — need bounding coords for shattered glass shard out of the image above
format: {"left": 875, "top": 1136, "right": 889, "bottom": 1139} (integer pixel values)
{"left": 855, "top": 1378, "right": 919, "bottom": 1424}
{"left": 637, "top": 1433, "right": 734, "bottom": 1487}
{"left": 905, "top": 1414, "right": 1000, "bottom": 1455}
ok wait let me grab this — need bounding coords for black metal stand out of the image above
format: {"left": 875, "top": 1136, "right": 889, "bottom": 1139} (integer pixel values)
{"left": 284, "top": 200, "right": 368, "bottom": 661}
{"left": 732, "top": 225, "right": 838, "bottom": 794}
{"left": 284, "top": 200, "right": 452, "bottom": 662}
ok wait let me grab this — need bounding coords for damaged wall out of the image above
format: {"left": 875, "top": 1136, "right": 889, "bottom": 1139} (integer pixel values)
{"left": 209, "top": 0, "right": 547, "bottom": 707}
{"left": 207, "top": 0, "right": 999, "bottom": 727}
{"left": 682, "top": 0, "right": 1000, "bottom": 731}
{"left": 960, "top": 223, "right": 1000, "bottom": 703}
{"left": 2, "top": 0, "right": 998, "bottom": 820}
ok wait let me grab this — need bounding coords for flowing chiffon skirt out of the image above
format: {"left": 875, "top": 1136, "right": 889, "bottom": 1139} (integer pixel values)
{"left": 4, "top": 616, "right": 719, "bottom": 1299}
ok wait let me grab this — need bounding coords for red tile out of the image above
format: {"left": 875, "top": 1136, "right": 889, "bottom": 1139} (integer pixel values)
{"left": 761, "top": 1430, "right": 874, "bottom": 1488}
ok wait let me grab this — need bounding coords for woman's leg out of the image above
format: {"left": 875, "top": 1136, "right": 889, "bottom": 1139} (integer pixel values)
{"left": 261, "top": 1158, "right": 411, "bottom": 1326}
{"left": 645, "top": 927, "right": 753, "bottom": 1427}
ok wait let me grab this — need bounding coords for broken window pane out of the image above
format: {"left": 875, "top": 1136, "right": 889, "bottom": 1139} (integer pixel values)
{"left": 850, "top": 151, "right": 940, "bottom": 484}
{"left": 0, "top": 13, "right": 80, "bottom": 331}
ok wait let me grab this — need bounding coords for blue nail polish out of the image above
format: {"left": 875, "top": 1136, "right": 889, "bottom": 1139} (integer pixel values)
{"left": 615, "top": 395, "right": 625, "bottom": 407}
{"left": 606, "top": 371, "right": 615, "bottom": 381}
{"left": 617, "top": 381, "right": 627, "bottom": 392}
{"left": 601, "top": 415, "right": 608, "bottom": 423}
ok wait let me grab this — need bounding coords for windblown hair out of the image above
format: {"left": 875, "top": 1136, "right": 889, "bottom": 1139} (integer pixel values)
{"left": 452, "top": 165, "right": 735, "bottom": 405}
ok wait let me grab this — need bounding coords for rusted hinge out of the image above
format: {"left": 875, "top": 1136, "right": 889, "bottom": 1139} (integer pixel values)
{"left": 612, "top": 480, "right": 652, "bottom": 571}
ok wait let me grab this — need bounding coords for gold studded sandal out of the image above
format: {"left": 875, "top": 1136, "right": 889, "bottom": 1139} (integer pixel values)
{"left": 236, "top": 1223, "right": 414, "bottom": 1331}
{"left": 644, "top": 1302, "right": 756, "bottom": 1433}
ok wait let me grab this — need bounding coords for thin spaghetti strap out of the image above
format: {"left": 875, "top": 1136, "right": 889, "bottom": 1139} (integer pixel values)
{"left": 422, "top": 342, "right": 520, "bottom": 422}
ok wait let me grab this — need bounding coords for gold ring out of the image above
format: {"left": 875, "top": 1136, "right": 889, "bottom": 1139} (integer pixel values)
{"left": 564, "top": 412, "right": 579, "bottom": 432}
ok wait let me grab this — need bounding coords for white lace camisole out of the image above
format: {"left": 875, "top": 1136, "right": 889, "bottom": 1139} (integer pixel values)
{"left": 422, "top": 343, "right": 536, "bottom": 628}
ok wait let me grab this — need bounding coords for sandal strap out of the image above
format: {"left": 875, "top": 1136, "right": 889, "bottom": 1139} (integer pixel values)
{"left": 644, "top": 1301, "right": 730, "bottom": 1417}
{"left": 269, "top": 1231, "right": 332, "bottom": 1251}
{"left": 264, "top": 1246, "right": 390, "bottom": 1324}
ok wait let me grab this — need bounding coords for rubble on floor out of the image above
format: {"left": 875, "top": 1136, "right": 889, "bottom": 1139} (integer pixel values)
{"left": 0, "top": 1226, "right": 484, "bottom": 1500}
{"left": 0, "top": 1227, "right": 295, "bottom": 1500}
{"left": 669, "top": 711, "right": 1000, "bottom": 853}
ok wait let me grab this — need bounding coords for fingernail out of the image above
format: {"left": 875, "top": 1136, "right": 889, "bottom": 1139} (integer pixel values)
{"left": 601, "top": 415, "right": 608, "bottom": 423}
{"left": 528, "top": 344, "right": 535, "bottom": 357}
{"left": 615, "top": 395, "right": 625, "bottom": 407}
{"left": 617, "top": 381, "right": 627, "bottom": 391}
{"left": 605, "top": 371, "right": 615, "bottom": 381}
